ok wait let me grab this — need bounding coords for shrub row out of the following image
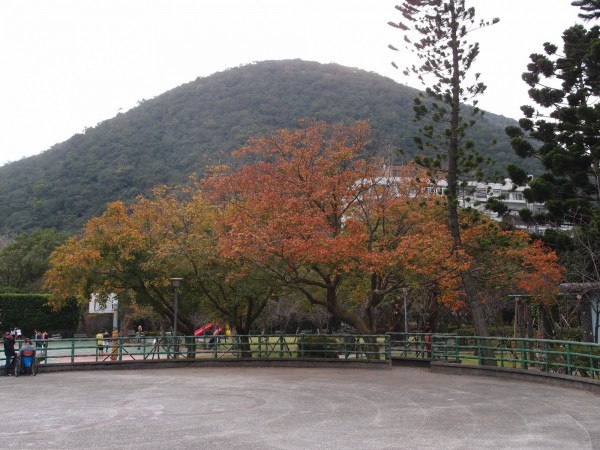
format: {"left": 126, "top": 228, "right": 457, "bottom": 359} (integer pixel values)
{"left": 0, "top": 294, "right": 80, "bottom": 337}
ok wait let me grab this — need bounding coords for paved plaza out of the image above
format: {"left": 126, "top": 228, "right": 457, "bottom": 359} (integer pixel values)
{"left": 3, "top": 366, "right": 600, "bottom": 449}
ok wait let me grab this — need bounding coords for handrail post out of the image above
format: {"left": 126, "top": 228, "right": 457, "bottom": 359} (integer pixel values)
{"left": 279, "top": 334, "right": 283, "bottom": 358}
{"left": 385, "top": 334, "right": 391, "bottom": 360}
{"left": 476, "top": 337, "right": 482, "bottom": 365}
{"left": 454, "top": 337, "right": 460, "bottom": 363}
{"left": 588, "top": 344, "right": 594, "bottom": 378}
{"left": 567, "top": 342, "right": 572, "bottom": 376}
{"left": 71, "top": 338, "right": 75, "bottom": 364}
{"left": 520, "top": 338, "right": 527, "bottom": 370}
{"left": 343, "top": 335, "right": 348, "bottom": 359}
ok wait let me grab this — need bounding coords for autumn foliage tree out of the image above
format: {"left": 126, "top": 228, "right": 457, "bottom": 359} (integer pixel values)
{"left": 206, "top": 121, "right": 469, "bottom": 334}
{"left": 460, "top": 213, "right": 565, "bottom": 304}
{"left": 45, "top": 194, "right": 198, "bottom": 333}
{"left": 205, "top": 120, "right": 564, "bottom": 335}
{"left": 44, "top": 185, "right": 273, "bottom": 336}
{"left": 45, "top": 119, "right": 565, "bottom": 339}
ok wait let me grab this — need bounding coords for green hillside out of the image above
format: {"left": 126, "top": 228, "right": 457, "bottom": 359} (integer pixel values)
{"left": 0, "top": 59, "right": 526, "bottom": 233}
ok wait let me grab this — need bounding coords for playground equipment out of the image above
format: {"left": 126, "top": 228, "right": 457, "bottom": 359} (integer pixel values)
{"left": 194, "top": 323, "right": 214, "bottom": 336}
{"left": 194, "top": 323, "right": 230, "bottom": 337}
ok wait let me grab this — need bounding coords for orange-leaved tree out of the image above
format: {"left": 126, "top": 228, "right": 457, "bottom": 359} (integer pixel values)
{"left": 45, "top": 184, "right": 274, "bottom": 336}
{"left": 45, "top": 191, "right": 199, "bottom": 333}
{"left": 460, "top": 213, "right": 565, "bottom": 305}
{"left": 204, "top": 121, "right": 461, "bottom": 334}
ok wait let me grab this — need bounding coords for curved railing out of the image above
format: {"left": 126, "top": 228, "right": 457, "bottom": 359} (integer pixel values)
{"left": 4, "top": 333, "right": 598, "bottom": 381}
{"left": 1, "top": 333, "right": 389, "bottom": 365}
{"left": 430, "top": 335, "right": 600, "bottom": 380}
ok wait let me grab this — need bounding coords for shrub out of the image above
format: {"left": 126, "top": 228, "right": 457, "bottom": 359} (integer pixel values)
{"left": 0, "top": 294, "right": 80, "bottom": 337}
{"left": 554, "top": 327, "right": 583, "bottom": 342}
{"left": 297, "top": 335, "right": 339, "bottom": 358}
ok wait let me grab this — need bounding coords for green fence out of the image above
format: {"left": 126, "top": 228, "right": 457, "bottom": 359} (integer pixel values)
{"left": 387, "top": 332, "right": 457, "bottom": 359}
{"left": 1, "top": 333, "right": 390, "bottom": 365}
{"left": 7, "top": 333, "right": 597, "bottom": 379}
{"left": 431, "top": 335, "right": 600, "bottom": 379}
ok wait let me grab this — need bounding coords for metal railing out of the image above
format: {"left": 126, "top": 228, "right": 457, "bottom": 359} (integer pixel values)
{"left": 8, "top": 333, "right": 597, "bottom": 380}
{"left": 387, "top": 332, "right": 457, "bottom": 359}
{"left": 1, "top": 333, "right": 390, "bottom": 365}
{"left": 431, "top": 335, "right": 600, "bottom": 379}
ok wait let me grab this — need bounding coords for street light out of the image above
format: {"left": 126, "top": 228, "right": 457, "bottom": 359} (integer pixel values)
{"left": 402, "top": 287, "right": 409, "bottom": 334}
{"left": 170, "top": 278, "right": 183, "bottom": 337}
{"left": 111, "top": 296, "right": 119, "bottom": 361}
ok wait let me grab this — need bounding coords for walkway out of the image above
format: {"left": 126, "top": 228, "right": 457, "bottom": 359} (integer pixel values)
{"left": 3, "top": 367, "right": 600, "bottom": 449}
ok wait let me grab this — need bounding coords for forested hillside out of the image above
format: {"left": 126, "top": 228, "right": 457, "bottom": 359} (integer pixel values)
{"left": 0, "top": 59, "right": 526, "bottom": 233}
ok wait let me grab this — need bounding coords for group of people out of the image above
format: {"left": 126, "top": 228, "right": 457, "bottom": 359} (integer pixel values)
{"left": 3, "top": 332, "right": 37, "bottom": 376}
{"left": 6, "top": 328, "right": 47, "bottom": 345}
{"left": 33, "top": 329, "right": 49, "bottom": 348}
{"left": 9, "top": 327, "right": 22, "bottom": 340}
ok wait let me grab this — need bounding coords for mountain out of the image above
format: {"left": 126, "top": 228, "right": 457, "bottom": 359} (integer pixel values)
{"left": 0, "top": 59, "right": 527, "bottom": 234}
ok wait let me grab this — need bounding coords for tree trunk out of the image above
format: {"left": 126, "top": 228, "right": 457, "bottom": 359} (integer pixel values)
{"left": 580, "top": 295, "right": 594, "bottom": 343}
{"left": 238, "top": 335, "right": 252, "bottom": 359}
{"left": 446, "top": 2, "right": 493, "bottom": 365}
{"left": 538, "top": 305, "right": 555, "bottom": 340}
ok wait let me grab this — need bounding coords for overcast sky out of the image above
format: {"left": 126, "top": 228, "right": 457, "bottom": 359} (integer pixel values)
{"left": 0, "top": 1, "right": 584, "bottom": 166}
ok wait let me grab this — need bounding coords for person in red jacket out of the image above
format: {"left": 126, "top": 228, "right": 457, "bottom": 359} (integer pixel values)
{"left": 424, "top": 327, "right": 432, "bottom": 358}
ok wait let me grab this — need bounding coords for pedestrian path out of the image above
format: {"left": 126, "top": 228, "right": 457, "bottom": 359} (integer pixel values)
{"left": 3, "top": 367, "right": 599, "bottom": 449}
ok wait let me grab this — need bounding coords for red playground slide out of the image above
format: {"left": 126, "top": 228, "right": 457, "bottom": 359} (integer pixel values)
{"left": 194, "top": 323, "right": 214, "bottom": 336}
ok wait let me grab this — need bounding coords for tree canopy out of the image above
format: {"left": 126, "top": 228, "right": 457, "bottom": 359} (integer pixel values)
{"left": 506, "top": 23, "right": 600, "bottom": 225}
{"left": 45, "top": 121, "right": 564, "bottom": 336}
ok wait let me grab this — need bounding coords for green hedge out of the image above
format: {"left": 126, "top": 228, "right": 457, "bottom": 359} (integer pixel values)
{"left": 0, "top": 294, "right": 80, "bottom": 337}
{"left": 296, "top": 335, "right": 339, "bottom": 358}
{"left": 554, "top": 327, "right": 583, "bottom": 342}
{"left": 442, "top": 325, "right": 515, "bottom": 337}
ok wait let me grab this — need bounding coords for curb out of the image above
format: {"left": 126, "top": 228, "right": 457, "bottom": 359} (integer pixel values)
{"left": 431, "top": 361, "right": 600, "bottom": 395}
{"left": 34, "top": 357, "right": 392, "bottom": 373}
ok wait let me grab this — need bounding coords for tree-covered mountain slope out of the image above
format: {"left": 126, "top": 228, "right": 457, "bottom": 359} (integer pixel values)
{"left": 0, "top": 59, "right": 525, "bottom": 233}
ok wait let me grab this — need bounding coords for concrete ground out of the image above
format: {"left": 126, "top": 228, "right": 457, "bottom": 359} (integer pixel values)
{"left": 3, "top": 366, "right": 600, "bottom": 449}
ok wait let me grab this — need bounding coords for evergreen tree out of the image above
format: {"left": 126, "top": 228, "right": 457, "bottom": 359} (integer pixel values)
{"left": 505, "top": 22, "right": 600, "bottom": 225}
{"left": 506, "top": 2, "right": 600, "bottom": 342}
{"left": 572, "top": 0, "right": 600, "bottom": 20}
{"left": 389, "top": 0, "right": 498, "bottom": 342}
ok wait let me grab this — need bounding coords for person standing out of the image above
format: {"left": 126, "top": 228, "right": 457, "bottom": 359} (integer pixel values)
{"left": 424, "top": 327, "right": 432, "bottom": 359}
{"left": 34, "top": 329, "right": 43, "bottom": 349}
{"left": 3, "top": 332, "right": 17, "bottom": 376}
{"left": 136, "top": 324, "right": 143, "bottom": 350}
{"left": 41, "top": 330, "right": 48, "bottom": 349}
{"left": 96, "top": 331, "right": 104, "bottom": 356}
{"left": 103, "top": 331, "right": 110, "bottom": 354}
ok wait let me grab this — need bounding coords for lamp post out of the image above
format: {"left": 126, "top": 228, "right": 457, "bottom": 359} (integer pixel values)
{"left": 402, "top": 288, "right": 409, "bottom": 334}
{"left": 111, "top": 296, "right": 118, "bottom": 361}
{"left": 170, "top": 278, "right": 183, "bottom": 338}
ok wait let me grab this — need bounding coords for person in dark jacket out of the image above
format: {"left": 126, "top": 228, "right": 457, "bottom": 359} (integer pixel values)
{"left": 3, "top": 332, "right": 17, "bottom": 376}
